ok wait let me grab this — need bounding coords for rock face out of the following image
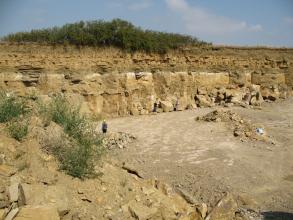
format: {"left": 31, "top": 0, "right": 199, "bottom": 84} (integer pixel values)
{"left": 0, "top": 70, "right": 290, "bottom": 117}
{"left": 0, "top": 43, "right": 292, "bottom": 117}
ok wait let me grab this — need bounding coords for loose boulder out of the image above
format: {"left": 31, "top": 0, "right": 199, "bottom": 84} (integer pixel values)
{"left": 160, "top": 101, "right": 174, "bottom": 112}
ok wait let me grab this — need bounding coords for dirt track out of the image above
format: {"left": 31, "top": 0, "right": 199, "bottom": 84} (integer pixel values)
{"left": 108, "top": 98, "right": 293, "bottom": 213}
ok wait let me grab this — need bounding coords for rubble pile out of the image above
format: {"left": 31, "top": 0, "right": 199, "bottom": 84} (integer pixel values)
{"left": 0, "top": 165, "right": 261, "bottom": 220}
{"left": 197, "top": 109, "right": 242, "bottom": 123}
{"left": 197, "top": 109, "right": 269, "bottom": 142}
{"left": 102, "top": 132, "right": 136, "bottom": 149}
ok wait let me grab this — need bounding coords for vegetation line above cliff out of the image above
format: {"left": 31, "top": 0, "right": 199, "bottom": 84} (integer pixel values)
{"left": 2, "top": 19, "right": 208, "bottom": 53}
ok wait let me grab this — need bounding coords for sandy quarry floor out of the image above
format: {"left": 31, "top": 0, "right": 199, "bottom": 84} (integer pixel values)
{"left": 108, "top": 98, "right": 293, "bottom": 213}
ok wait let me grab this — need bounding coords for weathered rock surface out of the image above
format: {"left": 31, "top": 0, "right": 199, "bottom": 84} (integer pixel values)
{"left": 4, "top": 208, "right": 19, "bottom": 220}
{"left": 0, "top": 209, "right": 6, "bottom": 220}
{"left": 0, "top": 154, "right": 5, "bottom": 165}
{"left": 0, "top": 70, "right": 290, "bottom": 116}
{"left": 160, "top": 100, "right": 174, "bottom": 112}
{"left": 8, "top": 183, "right": 19, "bottom": 203}
{"left": 22, "top": 184, "right": 69, "bottom": 217}
{"left": 206, "top": 193, "right": 238, "bottom": 220}
{"left": 0, "top": 165, "right": 17, "bottom": 177}
{"left": 127, "top": 200, "right": 158, "bottom": 220}
{"left": 13, "top": 205, "right": 60, "bottom": 220}
{"left": 0, "top": 44, "right": 292, "bottom": 117}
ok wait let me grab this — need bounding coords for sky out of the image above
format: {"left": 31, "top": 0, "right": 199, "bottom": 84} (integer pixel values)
{"left": 0, "top": 0, "right": 293, "bottom": 47}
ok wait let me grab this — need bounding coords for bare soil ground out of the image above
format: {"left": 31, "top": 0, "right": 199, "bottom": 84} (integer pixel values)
{"left": 108, "top": 98, "right": 293, "bottom": 213}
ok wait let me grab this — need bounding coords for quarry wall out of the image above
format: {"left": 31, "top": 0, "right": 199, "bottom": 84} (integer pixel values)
{"left": 0, "top": 43, "right": 292, "bottom": 117}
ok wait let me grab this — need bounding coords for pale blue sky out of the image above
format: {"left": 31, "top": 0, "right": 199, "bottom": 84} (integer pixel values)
{"left": 0, "top": 0, "right": 293, "bottom": 46}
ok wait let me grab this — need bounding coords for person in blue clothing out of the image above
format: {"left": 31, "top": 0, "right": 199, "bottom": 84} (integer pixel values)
{"left": 102, "top": 120, "right": 108, "bottom": 134}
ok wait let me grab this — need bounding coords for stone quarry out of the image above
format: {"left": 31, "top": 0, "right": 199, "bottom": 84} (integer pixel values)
{"left": 0, "top": 43, "right": 293, "bottom": 220}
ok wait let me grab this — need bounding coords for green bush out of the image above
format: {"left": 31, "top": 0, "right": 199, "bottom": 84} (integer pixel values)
{"left": 0, "top": 92, "right": 27, "bottom": 123}
{"left": 40, "top": 95, "right": 103, "bottom": 178}
{"left": 2, "top": 19, "right": 208, "bottom": 53}
{"left": 7, "top": 119, "right": 28, "bottom": 141}
{"left": 44, "top": 95, "right": 88, "bottom": 140}
{"left": 57, "top": 141, "right": 94, "bottom": 178}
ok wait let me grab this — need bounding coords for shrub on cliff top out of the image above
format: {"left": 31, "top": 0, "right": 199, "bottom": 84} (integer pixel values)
{"left": 2, "top": 19, "right": 208, "bottom": 53}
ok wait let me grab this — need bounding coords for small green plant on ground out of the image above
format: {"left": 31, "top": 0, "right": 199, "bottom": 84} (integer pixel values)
{"left": 0, "top": 92, "right": 27, "bottom": 123}
{"left": 7, "top": 119, "right": 28, "bottom": 141}
{"left": 40, "top": 95, "right": 103, "bottom": 178}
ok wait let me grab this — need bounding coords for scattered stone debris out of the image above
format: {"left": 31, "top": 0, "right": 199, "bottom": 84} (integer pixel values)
{"left": 196, "top": 109, "right": 271, "bottom": 142}
{"left": 102, "top": 132, "right": 136, "bottom": 149}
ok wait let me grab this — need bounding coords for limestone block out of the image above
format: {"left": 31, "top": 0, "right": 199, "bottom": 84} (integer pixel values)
{"left": 14, "top": 205, "right": 60, "bottom": 220}
{"left": 160, "top": 101, "right": 174, "bottom": 112}
{"left": 22, "top": 184, "right": 69, "bottom": 217}
{"left": 192, "top": 72, "right": 229, "bottom": 87}
{"left": 4, "top": 208, "right": 19, "bottom": 220}
{"left": 251, "top": 73, "right": 286, "bottom": 86}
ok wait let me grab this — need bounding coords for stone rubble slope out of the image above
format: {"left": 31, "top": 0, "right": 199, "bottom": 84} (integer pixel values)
{"left": 0, "top": 115, "right": 263, "bottom": 220}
